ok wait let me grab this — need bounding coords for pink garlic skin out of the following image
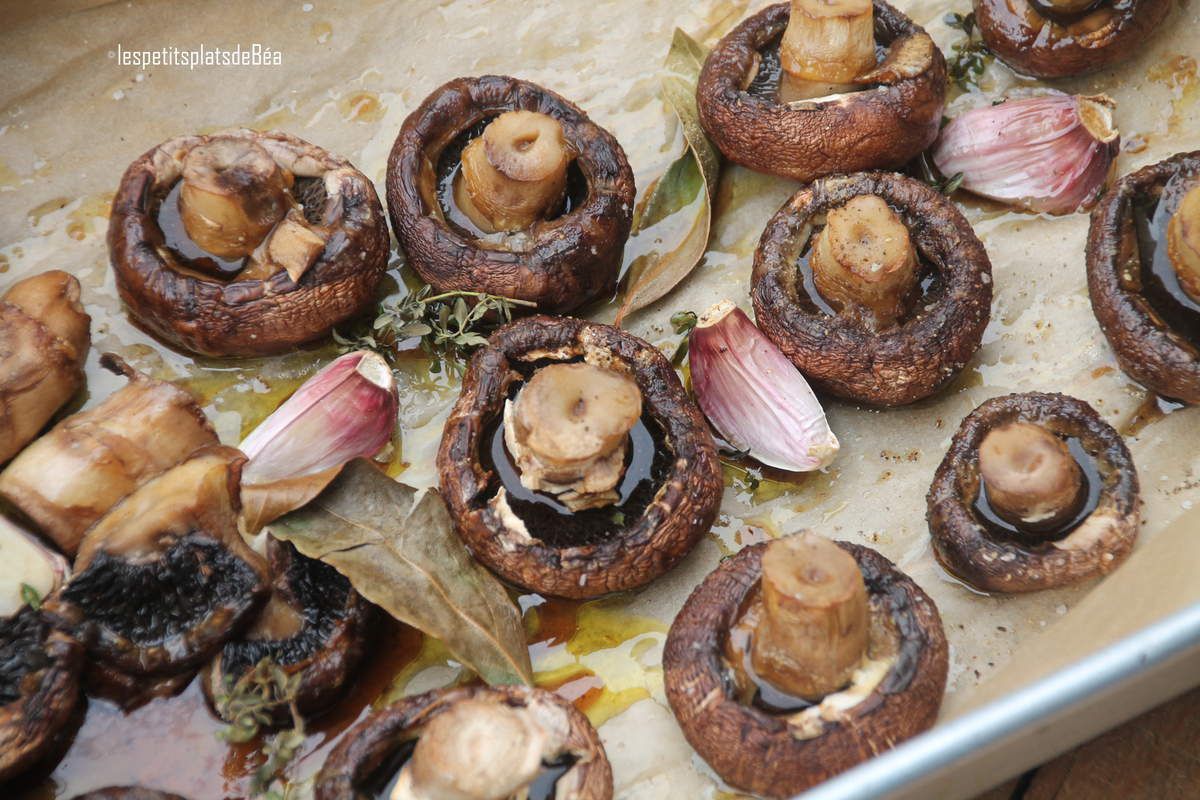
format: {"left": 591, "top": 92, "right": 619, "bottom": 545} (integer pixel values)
{"left": 933, "top": 93, "right": 1119, "bottom": 216}
{"left": 240, "top": 350, "right": 398, "bottom": 484}
{"left": 689, "top": 301, "right": 839, "bottom": 473}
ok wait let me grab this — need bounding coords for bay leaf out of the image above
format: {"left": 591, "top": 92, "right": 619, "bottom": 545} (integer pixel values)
{"left": 269, "top": 459, "right": 533, "bottom": 686}
{"left": 615, "top": 28, "right": 721, "bottom": 327}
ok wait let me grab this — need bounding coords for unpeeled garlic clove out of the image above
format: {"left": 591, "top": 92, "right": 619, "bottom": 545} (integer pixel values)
{"left": 689, "top": 301, "right": 839, "bottom": 472}
{"left": 0, "top": 516, "right": 69, "bottom": 618}
{"left": 933, "top": 93, "right": 1119, "bottom": 215}
{"left": 239, "top": 351, "right": 398, "bottom": 486}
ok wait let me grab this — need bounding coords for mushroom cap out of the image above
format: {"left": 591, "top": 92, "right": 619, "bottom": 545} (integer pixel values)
{"left": 752, "top": 172, "right": 992, "bottom": 407}
{"left": 695, "top": 1, "right": 947, "bottom": 183}
{"left": 313, "top": 685, "right": 612, "bottom": 800}
{"left": 927, "top": 392, "right": 1140, "bottom": 593}
{"left": 663, "top": 540, "right": 948, "bottom": 799}
{"left": 108, "top": 129, "right": 389, "bottom": 357}
{"left": 0, "top": 607, "right": 83, "bottom": 783}
{"left": 387, "top": 75, "right": 636, "bottom": 315}
{"left": 438, "top": 316, "right": 723, "bottom": 599}
{"left": 974, "top": 0, "right": 1171, "bottom": 79}
{"left": 1087, "top": 150, "right": 1200, "bottom": 403}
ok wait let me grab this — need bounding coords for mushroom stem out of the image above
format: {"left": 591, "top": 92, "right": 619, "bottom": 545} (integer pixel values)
{"left": 1029, "top": 0, "right": 1100, "bottom": 17}
{"left": 1167, "top": 183, "right": 1200, "bottom": 303}
{"left": 779, "top": 0, "right": 876, "bottom": 101}
{"left": 457, "top": 111, "right": 573, "bottom": 234}
{"left": 178, "top": 137, "right": 292, "bottom": 260}
{"left": 810, "top": 194, "right": 918, "bottom": 329}
{"left": 978, "top": 422, "right": 1084, "bottom": 534}
{"left": 751, "top": 532, "right": 869, "bottom": 700}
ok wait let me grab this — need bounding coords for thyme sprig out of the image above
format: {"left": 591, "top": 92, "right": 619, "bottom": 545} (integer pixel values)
{"left": 944, "top": 12, "right": 993, "bottom": 92}
{"left": 669, "top": 310, "right": 698, "bottom": 367}
{"left": 20, "top": 583, "right": 42, "bottom": 610}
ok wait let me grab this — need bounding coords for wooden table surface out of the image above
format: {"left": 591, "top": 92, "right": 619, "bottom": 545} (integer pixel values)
{"left": 975, "top": 686, "right": 1200, "bottom": 800}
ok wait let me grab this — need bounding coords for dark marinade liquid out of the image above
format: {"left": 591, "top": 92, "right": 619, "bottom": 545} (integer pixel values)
{"left": 974, "top": 436, "right": 1103, "bottom": 544}
{"left": 434, "top": 118, "right": 587, "bottom": 240}
{"left": 1132, "top": 195, "right": 1200, "bottom": 344}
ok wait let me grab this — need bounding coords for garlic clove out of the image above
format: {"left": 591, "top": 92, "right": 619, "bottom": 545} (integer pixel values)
{"left": 689, "top": 301, "right": 839, "bottom": 473}
{"left": 0, "top": 516, "right": 69, "bottom": 618}
{"left": 239, "top": 351, "right": 398, "bottom": 486}
{"left": 932, "top": 93, "right": 1119, "bottom": 216}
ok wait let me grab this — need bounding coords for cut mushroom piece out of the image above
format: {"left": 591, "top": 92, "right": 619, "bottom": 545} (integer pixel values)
{"left": 388, "top": 76, "right": 635, "bottom": 314}
{"left": 439, "top": 316, "right": 722, "bottom": 599}
{"left": 928, "top": 393, "right": 1139, "bottom": 593}
{"left": 664, "top": 536, "right": 948, "bottom": 798}
{"left": 752, "top": 172, "right": 992, "bottom": 406}
{"left": 0, "top": 354, "right": 218, "bottom": 557}
{"left": 695, "top": 1, "right": 947, "bottom": 182}
{"left": 1086, "top": 151, "right": 1200, "bottom": 402}
{"left": 313, "top": 685, "right": 612, "bottom": 800}
{"left": 203, "top": 538, "right": 372, "bottom": 724}
{"left": 42, "top": 448, "right": 269, "bottom": 686}
{"left": 0, "top": 271, "right": 90, "bottom": 465}
{"left": 974, "top": 0, "right": 1171, "bottom": 79}
{"left": 978, "top": 422, "right": 1085, "bottom": 534}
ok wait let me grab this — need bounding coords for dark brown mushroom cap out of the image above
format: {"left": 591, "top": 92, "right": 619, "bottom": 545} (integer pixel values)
{"left": 386, "top": 75, "right": 635, "bottom": 314}
{"left": 1087, "top": 151, "right": 1200, "bottom": 403}
{"left": 0, "top": 608, "right": 83, "bottom": 783}
{"left": 927, "top": 392, "right": 1140, "bottom": 593}
{"left": 974, "top": 0, "right": 1171, "bottom": 80}
{"left": 663, "top": 540, "right": 948, "bottom": 799}
{"left": 107, "top": 129, "right": 389, "bottom": 357}
{"left": 696, "top": 1, "right": 947, "bottom": 183}
{"left": 71, "top": 789, "right": 189, "bottom": 800}
{"left": 313, "top": 684, "right": 612, "bottom": 800}
{"left": 202, "top": 538, "right": 373, "bottom": 724}
{"left": 438, "top": 316, "right": 723, "bottom": 599}
{"left": 751, "top": 172, "right": 992, "bottom": 407}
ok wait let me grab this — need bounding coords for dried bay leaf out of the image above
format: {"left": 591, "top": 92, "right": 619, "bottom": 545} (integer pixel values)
{"left": 269, "top": 459, "right": 533, "bottom": 686}
{"left": 615, "top": 28, "right": 721, "bottom": 326}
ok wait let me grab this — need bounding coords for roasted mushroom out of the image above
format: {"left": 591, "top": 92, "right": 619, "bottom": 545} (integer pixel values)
{"left": 387, "top": 76, "right": 635, "bottom": 314}
{"left": 0, "top": 354, "right": 217, "bottom": 557}
{"left": 314, "top": 685, "right": 612, "bottom": 800}
{"left": 752, "top": 172, "right": 992, "bottom": 406}
{"left": 974, "top": 0, "right": 1171, "bottom": 79}
{"left": 42, "top": 448, "right": 269, "bottom": 690}
{"left": 71, "top": 789, "right": 189, "bottom": 800}
{"left": 108, "top": 129, "right": 389, "bottom": 357}
{"left": 203, "top": 538, "right": 372, "bottom": 723}
{"left": 438, "top": 316, "right": 722, "bottom": 599}
{"left": 695, "top": 1, "right": 947, "bottom": 183}
{"left": 663, "top": 533, "right": 948, "bottom": 798}
{"left": 0, "top": 271, "right": 90, "bottom": 465}
{"left": 1087, "top": 151, "right": 1200, "bottom": 402}
{"left": 927, "top": 392, "right": 1139, "bottom": 593}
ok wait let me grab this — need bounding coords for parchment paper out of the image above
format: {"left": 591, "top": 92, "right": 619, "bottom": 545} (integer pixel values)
{"left": 1, "top": 1, "right": 1198, "bottom": 797}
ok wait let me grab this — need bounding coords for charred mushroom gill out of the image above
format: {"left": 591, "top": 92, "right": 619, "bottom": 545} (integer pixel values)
{"left": 663, "top": 534, "right": 948, "bottom": 799}
{"left": 751, "top": 172, "right": 992, "bottom": 406}
{"left": 1087, "top": 151, "right": 1200, "bottom": 402}
{"left": 42, "top": 448, "right": 269, "bottom": 686}
{"left": 313, "top": 685, "right": 612, "bottom": 800}
{"left": 438, "top": 316, "right": 722, "bottom": 599}
{"left": 0, "top": 354, "right": 217, "bottom": 557}
{"left": 974, "top": 0, "right": 1171, "bottom": 79}
{"left": 108, "top": 129, "right": 389, "bottom": 357}
{"left": 695, "top": 1, "right": 947, "bottom": 182}
{"left": 387, "top": 76, "right": 636, "bottom": 314}
{"left": 927, "top": 393, "right": 1139, "bottom": 593}
{"left": 0, "top": 271, "right": 91, "bottom": 465}
{"left": 203, "top": 538, "right": 372, "bottom": 724}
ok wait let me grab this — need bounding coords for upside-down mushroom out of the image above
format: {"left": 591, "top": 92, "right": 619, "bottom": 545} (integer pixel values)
{"left": 387, "top": 76, "right": 635, "bottom": 314}
{"left": 663, "top": 533, "right": 948, "bottom": 798}
{"left": 1087, "top": 151, "right": 1200, "bottom": 402}
{"left": 752, "top": 171, "right": 992, "bottom": 406}
{"left": 974, "top": 0, "right": 1171, "bottom": 79}
{"left": 695, "top": 1, "right": 947, "bottom": 182}
{"left": 108, "top": 129, "right": 389, "bottom": 357}
{"left": 0, "top": 271, "right": 90, "bottom": 464}
{"left": 0, "top": 354, "right": 217, "bottom": 557}
{"left": 438, "top": 316, "right": 722, "bottom": 599}
{"left": 313, "top": 685, "right": 612, "bottom": 800}
{"left": 927, "top": 392, "right": 1139, "bottom": 593}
